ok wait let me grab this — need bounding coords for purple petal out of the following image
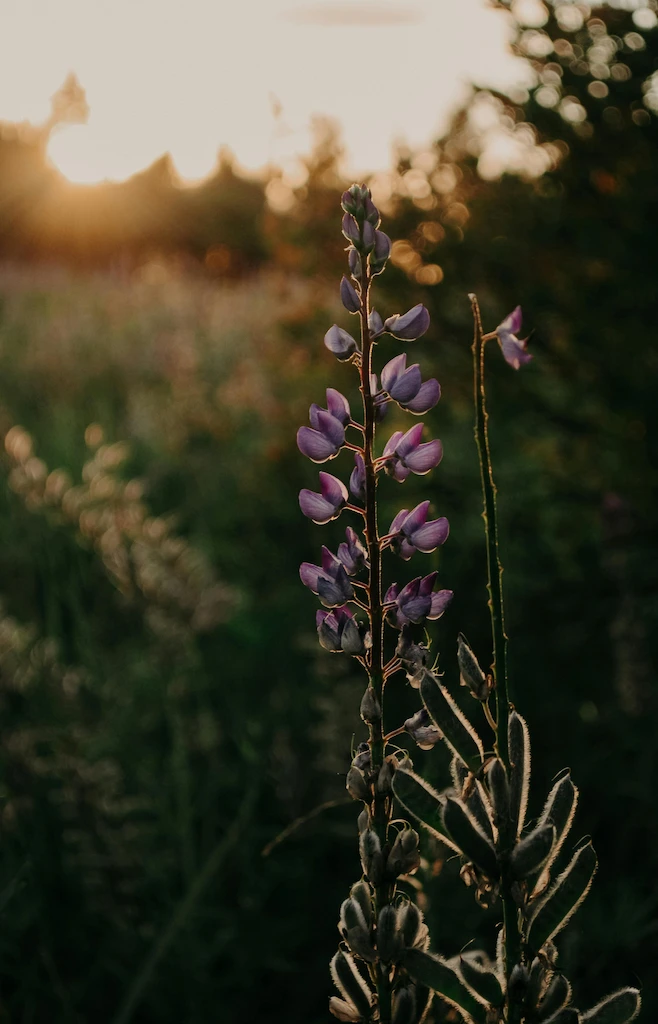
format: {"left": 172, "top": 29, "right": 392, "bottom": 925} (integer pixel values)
{"left": 341, "top": 213, "right": 360, "bottom": 244}
{"left": 388, "top": 508, "right": 409, "bottom": 535}
{"left": 299, "top": 489, "right": 338, "bottom": 524}
{"left": 321, "top": 545, "right": 342, "bottom": 575}
{"left": 340, "top": 276, "right": 361, "bottom": 314}
{"left": 391, "top": 462, "right": 411, "bottom": 483}
{"left": 403, "top": 378, "right": 441, "bottom": 414}
{"left": 362, "top": 220, "right": 375, "bottom": 250}
{"left": 324, "top": 324, "right": 357, "bottom": 359}
{"left": 384, "top": 583, "right": 400, "bottom": 603}
{"left": 384, "top": 304, "right": 430, "bottom": 341}
{"left": 326, "top": 388, "right": 351, "bottom": 425}
{"left": 369, "top": 309, "right": 384, "bottom": 337}
{"left": 308, "top": 403, "right": 323, "bottom": 430}
{"left": 499, "top": 334, "right": 533, "bottom": 371}
{"left": 419, "top": 572, "right": 438, "bottom": 597}
{"left": 381, "top": 353, "right": 407, "bottom": 393}
{"left": 428, "top": 589, "right": 453, "bottom": 619}
{"left": 497, "top": 305, "right": 522, "bottom": 336}
{"left": 349, "top": 452, "right": 366, "bottom": 500}
{"left": 383, "top": 430, "right": 405, "bottom": 459}
{"left": 401, "top": 595, "right": 432, "bottom": 622}
{"left": 389, "top": 365, "right": 422, "bottom": 405}
{"left": 297, "top": 426, "right": 339, "bottom": 462}
{"left": 340, "top": 617, "right": 365, "bottom": 656}
{"left": 404, "top": 439, "right": 443, "bottom": 475}
{"left": 300, "top": 562, "right": 322, "bottom": 591}
{"left": 397, "top": 538, "right": 417, "bottom": 561}
{"left": 320, "top": 472, "right": 348, "bottom": 507}
{"left": 315, "top": 409, "right": 345, "bottom": 448}
{"left": 410, "top": 517, "right": 450, "bottom": 552}
{"left": 396, "top": 423, "right": 424, "bottom": 460}
{"left": 373, "top": 230, "right": 391, "bottom": 261}
{"left": 401, "top": 501, "right": 430, "bottom": 536}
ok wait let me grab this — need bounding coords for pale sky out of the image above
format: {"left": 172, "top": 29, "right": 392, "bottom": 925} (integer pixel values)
{"left": 0, "top": 0, "right": 530, "bottom": 183}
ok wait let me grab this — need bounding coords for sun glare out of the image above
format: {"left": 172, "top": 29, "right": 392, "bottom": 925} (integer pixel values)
{"left": 47, "top": 124, "right": 146, "bottom": 185}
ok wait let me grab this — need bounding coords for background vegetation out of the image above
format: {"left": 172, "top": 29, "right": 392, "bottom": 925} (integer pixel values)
{"left": 0, "top": 3, "right": 656, "bottom": 1021}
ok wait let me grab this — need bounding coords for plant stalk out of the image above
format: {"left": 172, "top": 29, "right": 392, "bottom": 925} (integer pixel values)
{"left": 470, "top": 294, "right": 522, "bottom": 1013}
{"left": 360, "top": 264, "right": 392, "bottom": 1024}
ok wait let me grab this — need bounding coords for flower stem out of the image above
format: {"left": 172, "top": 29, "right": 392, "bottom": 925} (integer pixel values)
{"left": 360, "top": 264, "right": 392, "bottom": 1024}
{"left": 470, "top": 294, "right": 522, "bottom": 1009}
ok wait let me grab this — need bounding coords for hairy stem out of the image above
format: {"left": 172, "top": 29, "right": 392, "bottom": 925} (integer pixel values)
{"left": 360, "top": 265, "right": 392, "bottom": 1024}
{"left": 470, "top": 294, "right": 522, "bottom": 1010}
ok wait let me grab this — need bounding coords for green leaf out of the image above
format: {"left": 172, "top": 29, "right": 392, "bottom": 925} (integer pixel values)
{"left": 458, "top": 955, "right": 504, "bottom": 1007}
{"left": 392, "top": 768, "right": 459, "bottom": 852}
{"left": 403, "top": 949, "right": 487, "bottom": 1024}
{"left": 581, "top": 988, "right": 641, "bottom": 1024}
{"left": 420, "top": 670, "right": 483, "bottom": 773}
{"left": 443, "top": 798, "right": 499, "bottom": 879}
{"left": 510, "top": 823, "right": 556, "bottom": 880}
{"left": 508, "top": 711, "right": 530, "bottom": 838}
{"left": 527, "top": 841, "right": 597, "bottom": 952}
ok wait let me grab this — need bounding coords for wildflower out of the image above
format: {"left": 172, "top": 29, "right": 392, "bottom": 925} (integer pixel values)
{"left": 384, "top": 304, "right": 430, "bottom": 341}
{"left": 385, "top": 572, "right": 453, "bottom": 626}
{"left": 404, "top": 708, "right": 443, "bottom": 750}
{"left": 299, "top": 472, "right": 348, "bottom": 524}
{"left": 382, "top": 423, "right": 443, "bottom": 483}
{"left": 368, "top": 309, "right": 384, "bottom": 338}
{"left": 337, "top": 526, "right": 369, "bottom": 575}
{"left": 324, "top": 325, "right": 358, "bottom": 361}
{"left": 317, "top": 606, "right": 366, "bottom": 655}
{"left": 380, "top": 354, "right": 440, "bottom": 414}
{"left": 341, "top": 276, "right": 361, "bottom": 314}
{"left": 349, "top": 453, "right": 366, "bottom": 501}
{"left": 300, "top": 547, "right": 354, "bottom": 607}
{"left": 297, "top": 409, "right": 345, "bottom": 462}
{"left": 495, "top": 306, "right": 532, "bottom": 370}
{"left": 387, "top": 501, "right": 449, "bottom": 561}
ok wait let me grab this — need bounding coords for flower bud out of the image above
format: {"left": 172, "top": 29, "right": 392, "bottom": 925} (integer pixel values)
{"left": 357, "top": 807, "right": 370, "bottom": 833}
{"left": 376, "top": 758, "right": 394, "bottom": 794}
{"left": 370, "top": 230, "right": 391, "bottom": 275}
{"left": 350, "top": 879, "right": 373, "bottom": 926}
{"left": 324, "top": 324, "right": 358, "bottom": 361}
{"left": 384, "top": 304, "right": 430, "bottom": 342}
{"left": 508, "top": 964, "right": 530, "bottom": 1001}
{"left": 340, "top": 276, "right": 361, "bottom": 314}
{"left": 342, "top": 213, "right": 361, "bottom": 244}
{"left": 329, "top": 996, "right": 360, "bottom": 1022}
{"left": 404, "top": 708, "right": 442, "bottom": 750}
{"left": 364, "top": 194, "right": 380, "bottom": 226}
{"left": 360, "top": 686, "right": 381, "bottom": 724}
{"left": 387, "top": 827, "right": 420, "bottom": 878}
{"left": 457, "top": 635, "right": 490, "bottom": 701}
{"left": 339, "top": 897, "right": 376, "bottom": 963}
{"left": 341, "top": 188, "right": 359, "bottom": 215}
{"left": 348, "top": 247, "right": 362, "bottom": 279}
{"left": 330, "top": 950, "right": 373, "bottom": 1021}
{"left": 359, "top": 828, "right": 385, "bottom": 885}
{"left": 362, "top": 220, "right": 376, "bottom": 253}
{"left": 392, "top": 986, "right": 417, "bottom": 1024}
{"left": 341, "top": 615, "right": 367, "bottom": 656}
{"left": 346, "top": 766, "right": 370, "bottom": 803}
{"left": 368, "top": 308, "right": 384, "bottom": 338}
{"left": 398, "top": 901, "right": 424, "bottom": 948}
{"left": 376, "top": 905, "right": 402, "bottom": 963}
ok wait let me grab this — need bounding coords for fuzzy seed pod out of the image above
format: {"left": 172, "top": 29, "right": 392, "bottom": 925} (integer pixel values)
{"left": 526, "top": 956, "right": 548, "bottom": 1013}
{"left": 339, "top": 897, "right": 376, "bottom": 963}
{"left": 330, "top": 950, "right": 373, "bottom": 1020}
{"left": 346, "top": 766, "right": 371, "bottom": 803}
{"left": 387, "top": 827, "right": 420, "bottom": 878}
{"left": 537, "top": 973, "right": 572, "bottom": 1022}
{"left": 451, "top": 758, "right": 495, "bottom": 842}
{"left": 376, "top": 905, "right": 402, "bottom": 964}
{"left": 359, "top": 828, "right": 385, "bottom": 886}
{"left": 350, "top": 880, "right": 373, "bottom": 927}
{"left": 508, "top": 964, "right": 530, "bottom": 1001}
{"left": 510, "top": 823, "right": 556, "bottom": 880}
{"left": 398, "top": 901, "right": 423, "bottom": 949}
{"left": 357, "top": 808, "right": 370, "bottom": 834}
{"left": 486, "top": 758, "right": 510, "bottom": 827}
{"left": 329, "top": 996, "right": 361, "bottom": 1022}
{"left": 457, "top": 635, "right": 490, "bottom": 701}
{"left": 377, "top": 758, "right": 394, "bottom": 794}
{"left": 392, "top": 986, "right": 417, "bottom": 1024}
{"left": 508, "top": 711, "right": 531, "bottom": 838}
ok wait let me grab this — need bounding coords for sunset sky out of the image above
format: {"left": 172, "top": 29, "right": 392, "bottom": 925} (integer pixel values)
{"left": 0, "top": 0, "right": 534, "bottom": 184}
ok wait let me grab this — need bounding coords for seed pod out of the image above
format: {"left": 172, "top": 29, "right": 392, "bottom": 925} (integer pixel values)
{"left": 420, "top": 669, "right": 484, "bottom": 773}
{"left": 458, "top": 954, "right": 504, "bottom": 1007}
{"left": 387, "top": 828, "right": 420, "bottom": 878}
{"left": 360, "top": 686, "right": 381, "bottom": 724}
{"left": 350, "top": 880, "right": 372, "bottom": 927}
{"left": 402, "top": 948, "right": 487, "bottom": 1024}
{"left": 508, "top": 711, "right": 531, "bottom": 838}
{"left": 526, "top": 956, "right": 549, "bottom": 1012}
{"left": 581, "top": 988, "right": 641, "bottom": 1024}
{"left": 377, "top": 905, "right": 402, "bottom": 964}
{"left": 451, "top": 758, "right": 495, "bottom": 842}
{"left": 527, "top": 841, "right": 598, "bottom": 952}
{"left": 392, "top": 767, "right": 459, "bottom": 852}
{"left": 346, "top": 766, "right": 370, "bottom": 803}
{"left": 486, "top": 758, "right": 510, "bottom": 829}
{"left": 398, "top": 901, "right": 424, "bottom": 949}
{"left": 442, "top": 797, "right": 499, "bottom": 879}
{"left": 330, "top": 950, "right": 373, "bottom": 1020}
{"left": 510, "top": 823, "right": 556, "bottom": 880}
{"left": 392, "top": 986, "right": 417, "bottom": 1024}
{"left": 329, "top": 996, "right": 361, "bottom": 1022}
{"left": 339, "top": 898, "right": 376, "bottom": 963}
{"left": 508, "top": 964, "right": 530, "bottom": 1001}
{"left": 377, "top": 758, "right": 393, "bottom": 794}
{"left": 537, "top": 974, "right": 572, "bottom": 1022}
{"left": 359, "top": 829, "right": 385, "bottom": 886}
{"left": 545, "top": 1011, "right": 579, "bottom": 1024}
{"left": 529, "top": 771, "right": 579, "bottom": 896}
{"left": 357, "top": 808, "right": 370, "bottom": 834}
{"left": 457, "top": 635, "right": 490, "bottom": 701}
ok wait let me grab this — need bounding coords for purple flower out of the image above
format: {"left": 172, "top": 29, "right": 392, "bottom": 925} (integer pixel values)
{"left": 300, "top": 546, "right": 354, "bottom": 607}
{"left": 383, "top": 304, "right": 430, "bottom": 342}
{"left": 364, "top": 195, "right": 380, "bottom": 226}
{"left": 324, "top": 324, "right": 358, "bottom": 361}
{"left": 387, "top": 501, "right": 449, "bottom": 560}
{"left": 340, "top": 276, "right": 361, "bottom": 314}
{"left": 317, "top": 606, "right": 366, "bottom": 655}
{"left": 299, "top": 472, "right": 348, "bottom": 524}
{"left": 381, "top": 354, "right": 440, "bottom": 414}
{"left": 495, "top": 306, "right": 532, "bottom": 370}
{"left": 297, "top": 408, "right": 345, "bottom": 463}
{"left": 362, "top": 220, "right": 376, "bottom": 252}
{"left": 350, "top": 452, "right": 366, "bottom": 501}
{"left": 341, "top": 213, "right": 360, "bottom": 244}
{"left": 369, "top": 309, "right": 384, "bottom": 338}
{"left": 312, "top": 388, "right": 351, "bottom": 428}
{"left": 404, "top": 708, "right": 443, "bottom": 750}
{"left": 384, "top": 572, "right": 453, "bottom": 627}
{"left": 348, "top": 248, "right": 361, "bottom": 279}
{"left": 382, "top": 423, "right": 443, "bottom": 483}
{"left": 337, "top": 526, "right": 369, "bottom": 575}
